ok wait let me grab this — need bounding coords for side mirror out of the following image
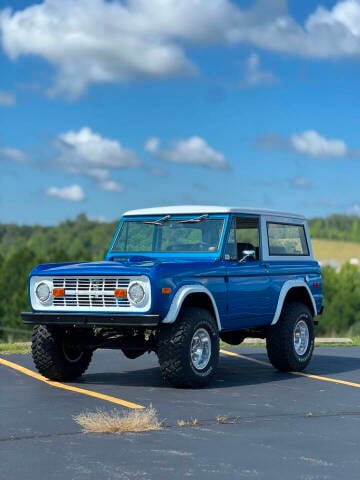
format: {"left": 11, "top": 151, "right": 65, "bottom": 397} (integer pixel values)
{"left": 239, "top": 249, "right": 256, "bottom": 263}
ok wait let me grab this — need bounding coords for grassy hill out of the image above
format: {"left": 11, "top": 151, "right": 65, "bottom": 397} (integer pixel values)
{"left": 312, "top": 239, "right": 360, "bottom": 266}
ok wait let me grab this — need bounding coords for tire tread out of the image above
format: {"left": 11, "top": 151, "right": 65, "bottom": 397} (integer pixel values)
{"left": 266, "top": 302, "right": 314, "bottom": 372}
{"left": 157, "top": 307, "right": 219, "bottom": 388}
{"left": 32, "top": 325, "right": 92, "bottom": 380}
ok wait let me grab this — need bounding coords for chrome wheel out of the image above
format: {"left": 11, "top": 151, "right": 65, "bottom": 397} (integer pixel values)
{"left": 293, "top": 319, "right": 309, "bottom": 356}
{"left": 190, "top": 328, "right": 212, "bottom": 370}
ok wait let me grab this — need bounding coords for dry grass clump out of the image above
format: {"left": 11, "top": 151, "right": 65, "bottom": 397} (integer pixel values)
{"left": 216, "top": 415, "right": 240, "bottom": 424}
{"left": 74, "top": 406, "right": 162, "bottom": 434}
{"left": 216, "top": 415, "right": 229, "bottom": 424}
{"left": 177, "top": 418, "right": 199, "bottom": 427}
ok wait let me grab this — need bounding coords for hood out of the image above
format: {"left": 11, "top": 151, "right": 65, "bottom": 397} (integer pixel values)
{"left": 31, "top": 257, "right": 159, "bottom": 277}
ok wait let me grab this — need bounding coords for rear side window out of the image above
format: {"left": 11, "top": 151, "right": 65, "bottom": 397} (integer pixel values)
{"left": 267, "top": 223, "right": 309, "bottom": 256}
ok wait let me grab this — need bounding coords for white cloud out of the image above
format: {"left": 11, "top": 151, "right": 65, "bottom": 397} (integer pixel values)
{"left": 0, "top": 90, "right": 15, "bottom": 106}
{"left": 291, "top": 176, "right": 313, "bottom": 189}
{"left": 99, "top": 179, "right": 123, "bottom": 192}
{"left": 145, "top": 137, "right": 161, "bottom": 154}
{"left": 55, "top": 127, "right": 138, "bottom": 191}
{"left": 81, "top": 168, "right": 123, "bottom": 192}
{"left": 307, "top": 1, "right": 360, "bottom": 38}
{"left": 291, "top": 130, "right": 348, "bottom": 158}
{"left": 243, "top": 53, "right": 276, "bottom": 87}
{"left": 348, "top": 203, "right": 360, "bottom": 215}
{"left": 0, "top": 0, "right": 197, "bottom": 98}
{"left": 46, "top": 184, "right": 85, "bottom": 201}
{"left": 58, "top": 127, "right": 139, "bottom": 169}
{"left": 0, "top": 146, "right": 26, "bottom": 162}
{"left": 145, "top": 136, "right": 228, "bottom": 169}
{"left": 86, "top": 168, "right": 109, "bottom": 182}
{"left": 228, "top": 0, "right": 360, "bottom": 58}
{"left": 2, "top": 0, "right": 360, "bottom": 97}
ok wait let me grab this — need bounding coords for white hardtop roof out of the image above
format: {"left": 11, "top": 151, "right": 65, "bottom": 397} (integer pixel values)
{"left": 123, "top": 205, "right": 306, "bottom": 220}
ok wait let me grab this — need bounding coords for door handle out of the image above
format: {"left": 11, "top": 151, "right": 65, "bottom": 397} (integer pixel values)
{"left": 261, "top": 263, "right": 270, "bottom": 269}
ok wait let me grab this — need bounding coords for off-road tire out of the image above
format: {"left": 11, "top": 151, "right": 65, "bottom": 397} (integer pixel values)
{"left": 157, "top": 307, "right": 219, "bottom": 388}
{"left": 32, "top": 325, "right": 93, "bottom": 380}
{"left": 266, "top": 302, "right": 314, "bottom": 372}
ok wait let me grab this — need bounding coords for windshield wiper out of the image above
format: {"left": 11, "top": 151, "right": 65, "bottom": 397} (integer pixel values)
{"left": 143, "top": 215, "right": 171, "bottom": 225}
{"left": 178, "top": 214, "right": 209, "bottom": 224}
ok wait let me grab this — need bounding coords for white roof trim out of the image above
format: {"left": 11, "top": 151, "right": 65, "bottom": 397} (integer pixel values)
{"left": 123, "top": 205, "right": 306, "bottom": 219}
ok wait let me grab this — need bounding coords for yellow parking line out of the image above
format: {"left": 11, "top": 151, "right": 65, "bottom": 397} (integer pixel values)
{"left": 220, "top": 348, "right": 270, "bottom": 367}
{"left": 292, "top": 371, "right": 360, "bottom": 389}
{"left": 220, "top": 348, "right": 360, "bottom": 389}
{"left": 0, "top": 356, "right": 144, "bottom": 409}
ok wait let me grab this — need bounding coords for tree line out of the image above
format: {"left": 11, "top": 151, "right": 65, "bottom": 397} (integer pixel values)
{"left": 1, "top": 213, "right": 360, "bottom": 340}
{"left": 310, "top": 214, "right": 360, "bottom": 242}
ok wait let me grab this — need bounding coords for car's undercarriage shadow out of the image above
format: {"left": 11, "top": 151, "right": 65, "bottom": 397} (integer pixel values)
{"left": 72, "top": 349, "right": 360, "bottom": 390}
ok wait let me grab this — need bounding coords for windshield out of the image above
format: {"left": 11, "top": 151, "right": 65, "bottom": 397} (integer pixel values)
{"left": 111, "top": 217, "right": 225, "bottom": 253}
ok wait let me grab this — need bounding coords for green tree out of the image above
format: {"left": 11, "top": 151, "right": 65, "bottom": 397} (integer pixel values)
{"left": 317, "top": 264, "right": 360, "bottom": 335}
{"left": 0, "top": 247, "right": 37, "bottom": 340}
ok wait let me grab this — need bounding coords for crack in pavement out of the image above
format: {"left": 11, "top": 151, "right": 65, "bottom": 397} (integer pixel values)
{"left": 1, "top": 409, "right": 359, "bottom": 443}
{"left": 0, "top": 430, "right": 82, "bottom": 443}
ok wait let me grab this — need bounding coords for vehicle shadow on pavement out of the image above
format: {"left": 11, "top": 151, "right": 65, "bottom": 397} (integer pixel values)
{"left": 74, "top": 352, "right": 360, "bottom": 390}
{"left": 302, "top": 352, "right": 360, "bottom": 376}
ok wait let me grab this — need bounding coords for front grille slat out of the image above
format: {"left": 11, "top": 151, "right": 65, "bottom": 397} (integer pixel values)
{"left": 52, "top": 277, "right": 131, "bottom": 309}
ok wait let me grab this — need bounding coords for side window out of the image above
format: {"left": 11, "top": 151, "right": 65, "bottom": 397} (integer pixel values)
{"left": 267, "top": 223, "right": 309, "bottom": 256}
{"left": 224, "top": 217, "right": 260, "bottom": 260}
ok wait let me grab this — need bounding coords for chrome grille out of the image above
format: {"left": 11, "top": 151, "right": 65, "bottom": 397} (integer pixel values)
{"left": 52, "top": 277, "right": 131, "bottom": 308}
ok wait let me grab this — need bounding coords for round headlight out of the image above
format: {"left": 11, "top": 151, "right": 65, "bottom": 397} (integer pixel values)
{"left": 35, "top": 282, "right": 51, "bottom": 303}
{"left": 128, "top": 282, "right": 145, "bottom": 305}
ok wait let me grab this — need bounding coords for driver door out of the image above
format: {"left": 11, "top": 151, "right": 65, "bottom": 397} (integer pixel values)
{"left": 224, "top": 216, "right": 272, "bottom": 328}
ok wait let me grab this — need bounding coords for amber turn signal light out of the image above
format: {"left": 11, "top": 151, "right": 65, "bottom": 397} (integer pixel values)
{"left": 114, "top": 289, "right": 127, "bottom": 298}
{"left": 53, "top": 288, "right": 65, "bottom": 297}
{"left": 161, "top": 288, "right": 172, "bottom": 295}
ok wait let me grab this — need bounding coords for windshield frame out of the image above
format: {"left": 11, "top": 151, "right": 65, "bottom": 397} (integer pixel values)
{"left": 108, "top": 214, "right": 228, "bottom": 257}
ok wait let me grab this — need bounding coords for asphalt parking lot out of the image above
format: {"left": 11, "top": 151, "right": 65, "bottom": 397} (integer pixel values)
{"left": 1, "top": 346, "right": 360, "bottom": 480}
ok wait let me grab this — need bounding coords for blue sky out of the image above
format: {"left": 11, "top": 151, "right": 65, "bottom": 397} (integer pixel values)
{"left": 0, "top": 0, "right": 360, "bottom": 225}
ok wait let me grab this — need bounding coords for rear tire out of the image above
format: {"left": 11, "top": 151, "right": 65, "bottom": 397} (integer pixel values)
{"left": 266, "top": 302, "right": 314, "bottom": 372}
{"left": 157, "top": 307, "right": 219, "bottom": 388}
{"left": 32, "top": 325, "right": 93, "bottom": 380}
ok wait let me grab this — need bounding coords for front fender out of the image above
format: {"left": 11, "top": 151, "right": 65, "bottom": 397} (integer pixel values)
{"left": 162, "top": 285, "right": 222, "bottom": 330}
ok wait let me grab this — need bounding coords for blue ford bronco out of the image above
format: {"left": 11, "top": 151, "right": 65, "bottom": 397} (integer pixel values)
{"left": 22, "top": 206, "right": 323, "bottom": 387}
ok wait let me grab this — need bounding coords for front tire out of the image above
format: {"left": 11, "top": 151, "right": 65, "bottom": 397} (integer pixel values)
{"left": 157, "top": 307, "right": 219, "bottom": 388}
{"left": 32, "top": 325, "right": 93, "bottom": 380}
{"left": 266, "top": 302, "right": 314, "bottom": 372}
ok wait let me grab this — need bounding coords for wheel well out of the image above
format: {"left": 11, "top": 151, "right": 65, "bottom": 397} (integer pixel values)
{"left": 180, "top": 292, "right": 217, "bottom": 320}
{"left": 283, "top": 287, "right": 315, "bottom": 316}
